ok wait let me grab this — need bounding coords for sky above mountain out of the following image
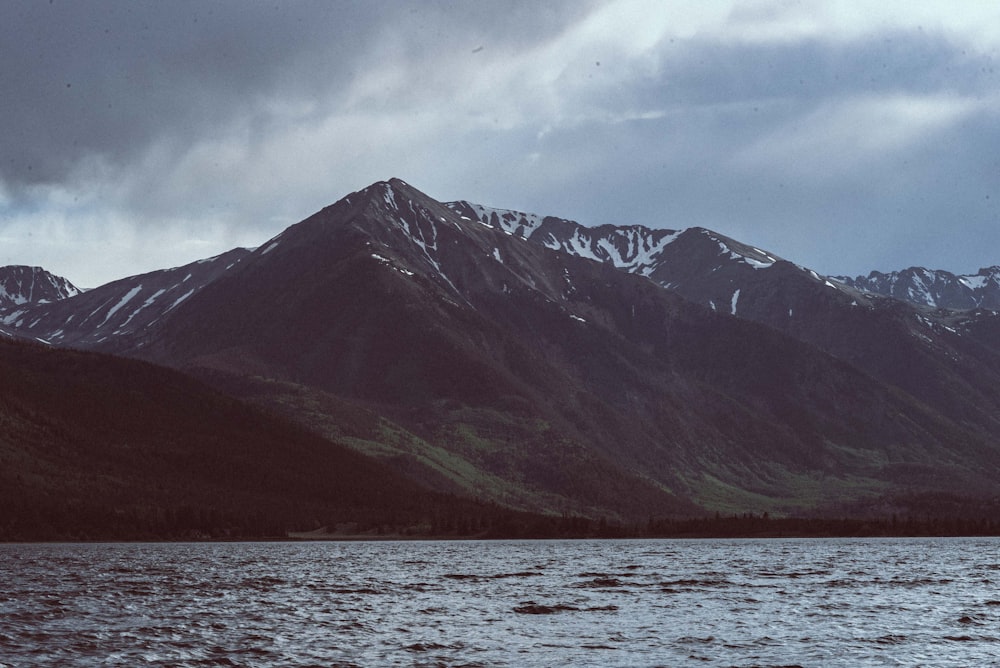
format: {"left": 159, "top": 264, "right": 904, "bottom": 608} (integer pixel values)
{"left": 1, "top": 0, "right": 997, "bottom": 288}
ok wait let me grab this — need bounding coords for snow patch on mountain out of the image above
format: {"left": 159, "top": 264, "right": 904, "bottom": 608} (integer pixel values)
{"left": 598, "top": 228, "right": 683, "bottom": 273}
{"left": 382, "top": 183, "right": 398, "bottom": 211}
{"left": 564, "top": 230, "right": 600, "bottom": 261}
{"left": 702, "top": 230, "right": 779, "bottom": 271}
{"left": 372, "top": 253, "right": 416, "bottom": 277}
{"left": 165, "top": 288, "right": 196, "bottom": 313}
{"left": 444, "top": 201, "right": 546, "bottom": 239}
{"left": 960, "top": 275, "right": 988, "bottom": 290}
{"left": 101, "top": 285, "right": 143, "bottom": 326}
{"left": 119, "top": 288, "right": 168, "bottom": 330}
{"left": 1, "top": 309, "right": 25, "bottom": 326}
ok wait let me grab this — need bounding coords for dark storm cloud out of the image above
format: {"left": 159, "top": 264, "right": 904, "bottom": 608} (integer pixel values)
{"left": 1, "top": 2, "right": 358, "bottom": 187}
{"left": 1, "top": 1, "right": 997, "bottom": 286}
{"left": 0, "top": 0, "right": 594, "bottom": 190}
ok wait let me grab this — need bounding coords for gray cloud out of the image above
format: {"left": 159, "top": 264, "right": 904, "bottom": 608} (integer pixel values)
{"left": 479, "top": 28, "right": 999, "bottom": 276}
{"left": 0, "top": 0, "right": 997, "bottom": 286}
{"left": 1, "top": 2, "right": 393, "bottom": 189}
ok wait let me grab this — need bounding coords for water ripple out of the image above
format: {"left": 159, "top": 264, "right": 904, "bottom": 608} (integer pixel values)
{"left": 3, "top": 537, "right": 1000, "bottom": 666}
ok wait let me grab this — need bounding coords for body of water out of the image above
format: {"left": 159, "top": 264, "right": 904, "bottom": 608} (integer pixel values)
{"left": 2, "top": 537, "right": 999, "bottom": 666}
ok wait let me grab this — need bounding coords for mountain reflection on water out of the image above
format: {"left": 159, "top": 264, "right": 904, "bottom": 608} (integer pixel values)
{"left": 2, "top": 538, "right": 998, "bottom": 667}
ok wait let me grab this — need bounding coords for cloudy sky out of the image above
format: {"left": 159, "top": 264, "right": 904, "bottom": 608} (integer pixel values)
{"left": 1, "top": 0, "right": 997, "bottom": 287}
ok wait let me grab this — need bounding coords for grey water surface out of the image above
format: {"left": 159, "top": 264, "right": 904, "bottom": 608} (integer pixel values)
{"left": 2, "top": 537, "right": 999, "bottom": 666}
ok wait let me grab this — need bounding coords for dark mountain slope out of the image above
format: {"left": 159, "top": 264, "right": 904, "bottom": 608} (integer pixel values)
{"left": 116, "top": 179, "right": 1000, "bottom": 518}
{"left": 451, "top": 202, "right": 1000, "bottom": 444}
{"left": 4, "top": 180, "right": 1000, "bottom": 519}
{"left": 136, "top": 201, "right": 698, "bottom": 518}
{"left": 0, "top": 336, "right": 534, "bottom": 541}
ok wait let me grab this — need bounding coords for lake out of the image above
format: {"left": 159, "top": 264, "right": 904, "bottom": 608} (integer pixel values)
{"left": 2, "top": 537, "right": 999, "bottom": 666}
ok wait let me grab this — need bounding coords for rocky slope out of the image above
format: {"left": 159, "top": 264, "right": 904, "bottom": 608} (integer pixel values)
{"left": 3, "top": 179, "right": 1000, "bottom": 520}
{"left": 451, "top": 201, "right": 1000, "bottom": 443}
{"left": 108, "top": 181, "right": 1000, "bottom": 515}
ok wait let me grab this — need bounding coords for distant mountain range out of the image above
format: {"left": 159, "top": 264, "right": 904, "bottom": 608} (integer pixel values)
{"left": 3, "top": 178, "right": 1000, "bottom": 531}
{"left": 0, "top": 265, "right": 80, "bottom": 308}
{"left": 834, "top": 266, "right": 1000, "bottom": 311}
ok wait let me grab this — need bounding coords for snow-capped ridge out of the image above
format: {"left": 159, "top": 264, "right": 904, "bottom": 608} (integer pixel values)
{"left": 693, "top": 227, "right": 782, "bottom": 271}
{"left": 0, "top": 248, "right": 250, "bottom": 346}
{"left": 447, "top": 200, "right": 689, "bottom": 275}
{"left": 836, "top": 265, "right": 1000, "bottom": 311}
{"left": 444, "top": 201, "right": 548, "bottom": 239}
{"left": 3, "top": 178, "right": 996, "bottom": 371}
{"left": 0, "top": 265, "right": 81, "bottom": 308}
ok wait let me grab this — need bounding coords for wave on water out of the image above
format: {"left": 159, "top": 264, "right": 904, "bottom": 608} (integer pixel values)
{"left": 2, "top": 537, "right": 1000, "bottom": 667}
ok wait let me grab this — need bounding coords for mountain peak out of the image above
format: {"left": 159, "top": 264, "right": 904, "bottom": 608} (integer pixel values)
{"left": 325, "top": 178, "right": 445, "bottom": 225}
{"left": 358, "top": 177, "right": 424, "bottom": 202}
{"left": 3, "top": 179, "right": 1000, "bottom": 522}
{"left": 0, "top": 265, "right": 80, "bottom": 307}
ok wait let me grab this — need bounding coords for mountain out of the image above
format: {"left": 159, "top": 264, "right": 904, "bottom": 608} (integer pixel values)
{"left": 0, "top": 249, "right": 250, "bottom": 350}
{"left": 4, "top": 179, "right": 1000, "bottom": 521}
{"left": 450, "top": 201, "right": 1000, "bottom": 443}
{"left": 0, "top": 335, "right": 571, "bottom": 541}
{"left": 0, "top": 265, "right": 80, "bottom": 309}
{"left": 834, "top": 266, "right": 1000, "bottom": 310}
{"left": 445, "top": 199, "right": 893, "bottom": 334}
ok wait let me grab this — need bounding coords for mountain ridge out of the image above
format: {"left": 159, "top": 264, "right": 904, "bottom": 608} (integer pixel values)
{"left": 2, "top": 178, "right": 1000, "bottom": 521}
{"left": 0, "top": 335, "right": 552, "bottom": 541}
{"left": 835, "top": 266, "right": 1000, "bottom": 311}
{"left": 449, "top": 197, "right": 1000, "bottom": 434}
